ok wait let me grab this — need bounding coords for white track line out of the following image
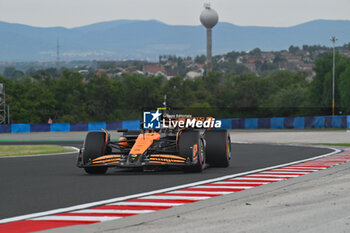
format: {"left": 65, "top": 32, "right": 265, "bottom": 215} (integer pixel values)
{"left": 31, "top": 216, "right": 120, "bottom": 222}
{"left": 273, "top": 169, "right": 320, "bottom": 172}
{"left": 139, "top": 196, "right": 210, "bottom": 200}
{"left": 73, "top": 209, "right": 154, "bottom": 214}
{"left": 276, "top": 167, "right": 323, "bottom": 170}
{"left": 0, "top": 147, "right": 340, "bottom": 224}
{"left": 214, "top": 181, "right": 267, "bottom": 185}
{"left": 260, "top": 171, "right": 310, "bottom": 174}
{"left": 205, "top": 184, "right": 260, "bottom": 187}
{"left": 247, "top": 174, "right": 300, "bottom": 177}
{"left": 230, "top": 177, "right": 283, "bottom": 181}
{"left": 109, "top": 202, "right": 183, "bottom": 206}
{"left": 168, "top": 190, "right": 233, "bottom": 195}
{"left": 287, "top": 166, "right": 326, "bottom": 169}
{"left": 195, "top": 185, "right": 252, "bottom": 189}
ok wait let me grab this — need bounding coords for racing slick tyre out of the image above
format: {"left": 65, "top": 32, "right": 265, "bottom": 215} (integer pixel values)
{"left": 179, "top": 131, "right": 205, "bottom": 173}
{"left": 83, "top": 131, "right": 108, "bottom": 174}
{"left": 204, "top": 129, "right": 231, "bottom": 167}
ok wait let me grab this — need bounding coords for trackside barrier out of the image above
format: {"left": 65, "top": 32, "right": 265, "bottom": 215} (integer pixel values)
{"left": 11, "top": 124, "right": 30, "bottom": 133}
{"left": 50, "top": 123, "right": 70, "bottom": 132}
{"left": 0, "top": 116, "right": 349, "bottom": 134}
{"left": 218, "top": 119, "right": 233, "bottom": 129}
{"left": 88, "top": 122, "right": 106, "bottom": 131}
{"left": 122, "top": 120, "right": 140, "bottom": 130}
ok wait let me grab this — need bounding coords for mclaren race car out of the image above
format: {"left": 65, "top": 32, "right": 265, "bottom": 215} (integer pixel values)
{"left": 76, "top": 113, "right": 231, "bottom": 174}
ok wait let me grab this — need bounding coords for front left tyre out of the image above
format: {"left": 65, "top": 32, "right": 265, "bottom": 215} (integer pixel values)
{"left": 179, "top": 130, "right": 205, "bottom": 173}
{"left": 82, "top": 131, "right": 108, "bottom": 174}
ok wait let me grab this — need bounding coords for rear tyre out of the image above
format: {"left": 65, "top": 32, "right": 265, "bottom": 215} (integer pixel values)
{"left": 83, "top": 131, "right": 108, "bottom": 174}
{"left": 205, "top": 129, "right": 231, "bottom": 167}
{"left": 179, "top": 131, "right": 204, "bottom": 173}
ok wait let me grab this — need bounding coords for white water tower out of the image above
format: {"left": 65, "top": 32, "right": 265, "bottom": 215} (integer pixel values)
{"left": 200, "top": 3, "right": 219, "bottom": 72}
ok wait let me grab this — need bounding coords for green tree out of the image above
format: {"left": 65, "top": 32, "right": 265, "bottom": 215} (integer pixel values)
{"left": 3, "top": 67, "right": 16, "bottom": 79}
{"left": 194, "top": 55, "right": 206, "bottom": 64}
{"left": 308, "top": 53, "right": 350, "bottom": 115}
{"left": 54, "top": 70, "right": 87, "bottom": 122}
{"left": 288, "top": 45, "right": 300, "bottom": 54}
{"left": 249, "top": 48, "right": 261, "bottom": 56}
{"left": 338, "top": 66, "right": 350, "bottom": 114}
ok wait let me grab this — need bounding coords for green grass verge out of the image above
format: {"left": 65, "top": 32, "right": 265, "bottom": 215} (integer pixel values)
{"left": 0, "top": 139, "right": 83, "bottom": 142}
{"left": 314, "top": 143, "right": 350, "bottom": 147}
{"left": 0, "top": 145, "right": 76, "bottom": 157}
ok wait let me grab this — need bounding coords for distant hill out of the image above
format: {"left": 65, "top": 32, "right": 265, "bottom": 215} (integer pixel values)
{"left": 0, "top": 19, "right": 350, "bottom": 61}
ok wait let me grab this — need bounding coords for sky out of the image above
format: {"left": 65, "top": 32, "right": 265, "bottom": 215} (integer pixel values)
{"left": 0, "top": 0, "right": 349, "bottom": 28}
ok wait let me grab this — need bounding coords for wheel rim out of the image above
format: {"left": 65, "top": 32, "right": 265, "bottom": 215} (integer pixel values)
{"left": 226, "top": 136, "right": 230, "bottom": 161}
{"left": 199, "top": 139, "right": 204, "bottom": 165}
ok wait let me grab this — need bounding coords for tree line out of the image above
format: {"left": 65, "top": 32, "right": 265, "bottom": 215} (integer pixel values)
{"left": 0, "top": 53, "right": 349, "bottom": 124}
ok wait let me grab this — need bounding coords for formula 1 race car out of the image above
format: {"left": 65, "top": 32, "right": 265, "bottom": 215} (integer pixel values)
{"left": 76, "top": 112, "right": 231, "bottom": 174}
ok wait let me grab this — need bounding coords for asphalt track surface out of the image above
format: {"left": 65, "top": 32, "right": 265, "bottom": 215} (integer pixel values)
{"left": 0, "top": 141, "right": 332, "bottom": 220}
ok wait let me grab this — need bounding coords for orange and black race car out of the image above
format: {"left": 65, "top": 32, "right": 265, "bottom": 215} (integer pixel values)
{"left": 76, "top": 114, "right": 231, "bottom": 174}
